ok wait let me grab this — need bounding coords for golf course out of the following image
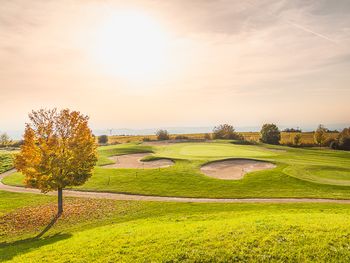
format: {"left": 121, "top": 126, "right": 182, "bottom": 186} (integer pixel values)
{"left": 2, "top": 140, "right": 350, "bottom": 262}
{"left": 1, "top": 0, "right": 350, "bottom": 261}
{"left": 4, "top": 141, "right": 350, "bottom": 198}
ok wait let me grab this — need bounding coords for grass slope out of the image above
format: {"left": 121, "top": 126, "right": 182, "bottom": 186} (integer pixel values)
{"left": 4, "top": 142, "right": 350, "bottom": 199}
{"left": 0, "top": 191, "right": 54, "bottom": 217}
{"left": 2, "top": 191, "right": 350, "bottom": 262}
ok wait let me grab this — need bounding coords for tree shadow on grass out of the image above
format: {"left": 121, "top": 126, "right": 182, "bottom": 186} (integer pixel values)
{"left": 0, "top": 232, "right": 72, "bottom": 261}
{"left": 0, "top": 214, "right": 71, "bottom": 261}
{"left": 35, "top": 213, "right": 61, "bottom": 239}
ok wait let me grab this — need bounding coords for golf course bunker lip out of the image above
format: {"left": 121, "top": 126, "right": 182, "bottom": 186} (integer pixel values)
{"left": 200, "top": 159, "right": 276, "bottom": 180}
{"left": 103, "top": 153, "right": 174, "bottom": 169}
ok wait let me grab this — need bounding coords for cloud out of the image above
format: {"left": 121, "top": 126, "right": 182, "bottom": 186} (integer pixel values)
{"left": 0, "top": 0, "right": 349, "bottom": 129}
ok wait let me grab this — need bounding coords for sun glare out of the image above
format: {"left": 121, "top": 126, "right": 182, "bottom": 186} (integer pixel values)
{"left": 90, "top": 10, "right": 170, "bottom": 81}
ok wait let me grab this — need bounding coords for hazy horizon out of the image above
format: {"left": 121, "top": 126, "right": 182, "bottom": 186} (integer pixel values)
{"left": 1, "top": 0, "right": 350, "bottom": 132}
{"left": 2, "top": 123, "right": 349, "bottom": 140}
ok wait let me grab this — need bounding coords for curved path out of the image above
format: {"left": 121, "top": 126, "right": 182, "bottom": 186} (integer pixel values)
{"left": 2, "top": 169, "right": 350, "bottom": 203}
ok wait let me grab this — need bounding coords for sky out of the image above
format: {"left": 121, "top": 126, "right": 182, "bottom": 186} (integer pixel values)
{"left": 0, "top": 0, "right": 349, "bottom": 135}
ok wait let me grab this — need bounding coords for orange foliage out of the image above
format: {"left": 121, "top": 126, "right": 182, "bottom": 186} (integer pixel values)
{"left": 0, "top": 198, "right": 116, "bottom": 235}
{"left": 15, "top": 109, "right": 97, "bottom": 193}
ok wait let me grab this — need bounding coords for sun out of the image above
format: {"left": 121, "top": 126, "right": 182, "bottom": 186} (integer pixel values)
{"left": 90, "top": 10, "right": 170, "bottom": 81}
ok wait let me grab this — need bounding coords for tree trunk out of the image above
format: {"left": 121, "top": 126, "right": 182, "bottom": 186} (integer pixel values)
{"left": 58, "top": 188, "right": 63, "bottom": 215}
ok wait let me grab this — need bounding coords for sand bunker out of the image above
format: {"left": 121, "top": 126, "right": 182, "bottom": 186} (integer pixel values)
{"left": 103, "top": 153, "right": 174, "bottom": 169}
{"left": 201, "top": 159, "right": 276, "bottom": 180}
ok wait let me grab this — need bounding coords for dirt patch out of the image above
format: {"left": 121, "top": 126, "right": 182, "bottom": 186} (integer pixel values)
{"left": 201, "top": 159, "right": 276, "bottom": 180}
{"left": 103, "top": 153, "right": 174, "bottom": 169}
{"left": 0, "top": 198, "right": 116, "bottom": 235}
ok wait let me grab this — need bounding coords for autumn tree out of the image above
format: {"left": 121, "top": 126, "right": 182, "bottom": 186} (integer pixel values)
{"left": 293, "top": 133, "right": 302, "bottom": 146}
{"left": 15, "top": 109, "right": 97, "bottom": 215}
{"left": 314, "top": 124, "right": 327, "bottom": 146}
{"left": 260, "top": 123, "right": 281, "bottom": 145}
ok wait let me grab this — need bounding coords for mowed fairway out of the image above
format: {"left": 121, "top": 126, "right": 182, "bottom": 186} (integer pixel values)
{"left": 3, "top": 191, "right": 350, "bottom": 262}
{"left": 4, "top": 141, "right": 350, "bottom": 199}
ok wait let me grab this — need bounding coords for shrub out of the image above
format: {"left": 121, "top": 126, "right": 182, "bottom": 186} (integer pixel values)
{"left": 340, "top": 138, "right": 350, "bottom": 150}
{"left": 213, "top": 124, "right": 242, "bottom": 140}
{"left": 98, "top": 135, "right": 108, "bottom": 144}
{"left": 330, "top": 140, "right": 339, "bottom": 150}
{"left": 260, "top": 124, "right": 281, "bottom": 145}
{"left": 324, "top": 137, "right": 336, "bottom": 147}
{"left": 314, "top": 125, "right": 327, "bottom": 146}
{"left": 293, "top": 133, "right": 302, "bottom": 146}
{"left": 156, "top": 129, "right": 170, "bottom": 141}
{"left": 142, "top": 137, "right": 151, "bottom": 142}
{"left": 338, "top": 127, "right": 350, "bottom": 150}
{"left": 175, "top": 135, "right": 189, "bottom": 140}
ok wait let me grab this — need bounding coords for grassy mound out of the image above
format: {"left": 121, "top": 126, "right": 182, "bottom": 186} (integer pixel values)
{"left": 2, "top": 191, "right": 350, "bottom": 262}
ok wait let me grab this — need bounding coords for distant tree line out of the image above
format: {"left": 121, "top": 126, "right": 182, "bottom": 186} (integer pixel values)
{"left": 206, "top": 123, "right": 350, "bottom": 150}
{"left": 62, "top": 124, "right": 350, "bottom": 151}
{"left": 283, "top": 128, "right": 302, "bottom": 133}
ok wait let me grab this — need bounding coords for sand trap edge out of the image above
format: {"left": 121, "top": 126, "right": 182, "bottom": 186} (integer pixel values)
{"left": 200, "top": 158, "right": 276, "bottom": 180}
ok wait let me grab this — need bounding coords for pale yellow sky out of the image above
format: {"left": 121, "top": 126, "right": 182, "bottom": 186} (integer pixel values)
{"left": 1, "top": 0, "right": 349, "bottom": 132}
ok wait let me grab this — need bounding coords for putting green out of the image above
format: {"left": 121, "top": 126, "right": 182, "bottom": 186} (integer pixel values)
{"left": 156, "top": 142, "right": 277, "bottom": 159}
{"left": 284, "top": 165, "right": 350, "bottom": 186}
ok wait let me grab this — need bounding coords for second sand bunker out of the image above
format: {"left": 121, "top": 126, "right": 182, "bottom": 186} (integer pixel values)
{"left": 201, "top": 159, "right": 276, "bottom": 180}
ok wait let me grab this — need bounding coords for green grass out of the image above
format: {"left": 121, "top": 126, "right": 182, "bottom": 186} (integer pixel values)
{"left": 3, "top": 190, "right": 350, "bottom": 262}
{"left": 0, "top": 151, "right": 14, "bottom": 173}
{"left": 2, "top": 142, "right": 350, "bottom": 262}
{"left": 4, "top": 141, "right": 350, "bottom": 199}
{"left": 0, "top": 191, "right": 54, "bottom": 216}
{"left": 154, "top": 142, "right": 278, "bottom": 160}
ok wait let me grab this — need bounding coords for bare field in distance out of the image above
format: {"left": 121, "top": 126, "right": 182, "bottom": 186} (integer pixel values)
{"left": 106, "top": 132, "right": 339, "bottom": 145}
